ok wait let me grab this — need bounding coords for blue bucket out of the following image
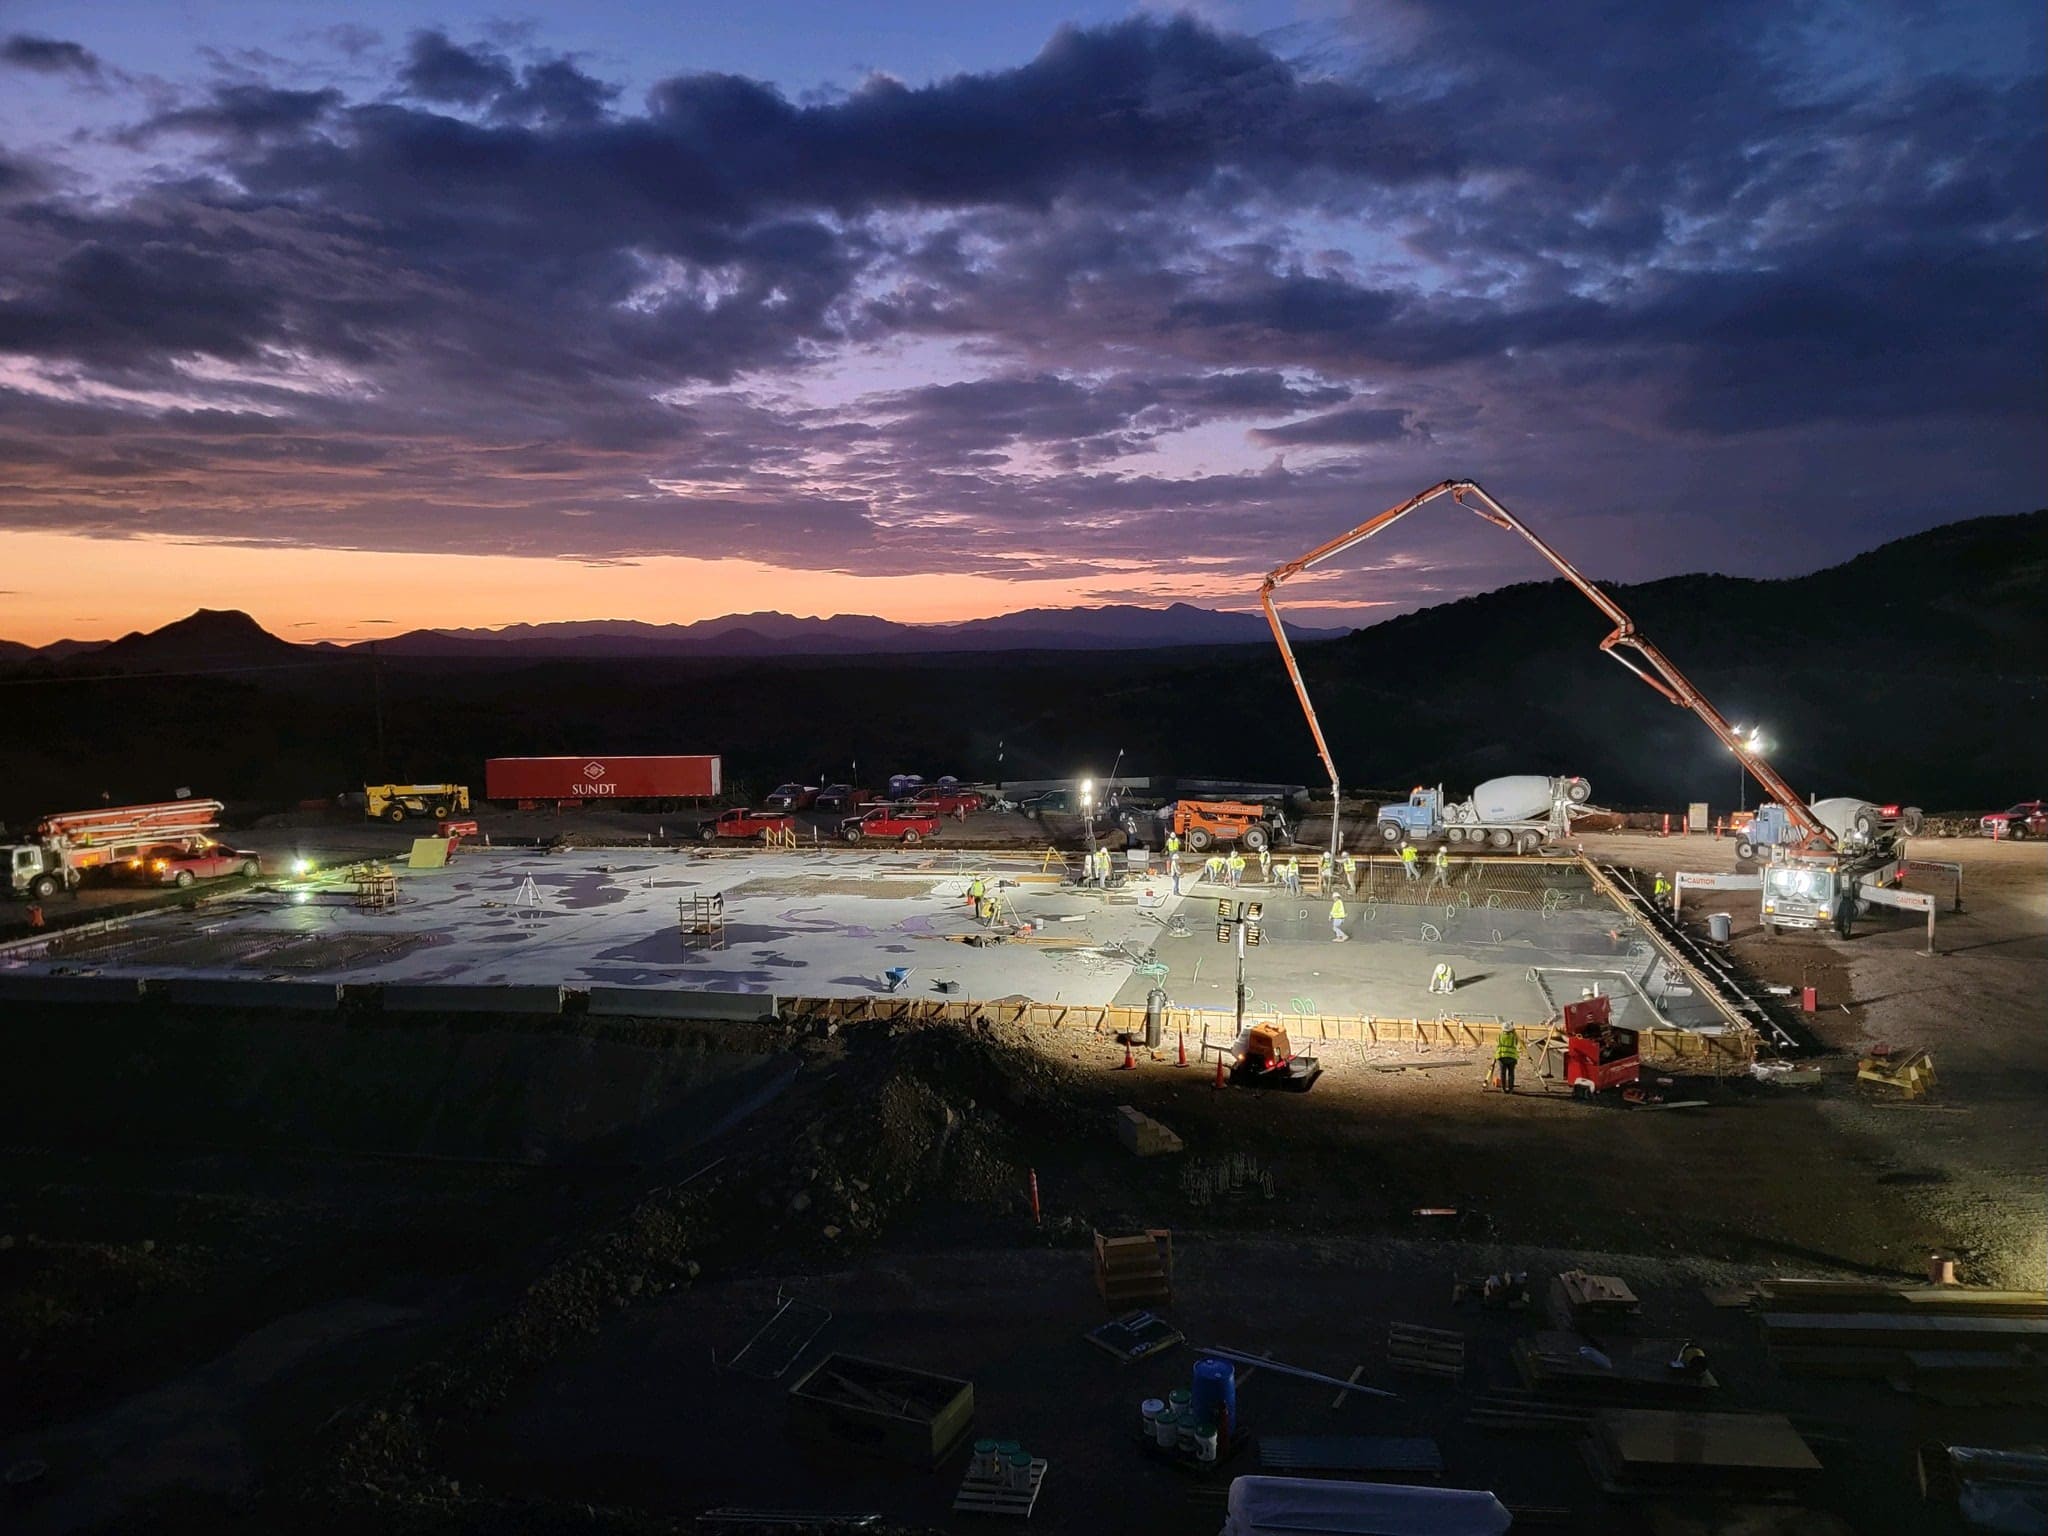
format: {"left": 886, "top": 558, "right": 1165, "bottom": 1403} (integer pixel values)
{"left": 1191, "top": 1357, "right": 1237, "bottom": 1436}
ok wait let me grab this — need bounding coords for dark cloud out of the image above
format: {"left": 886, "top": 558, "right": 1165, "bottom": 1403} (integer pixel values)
{"left": 0, "top": 8, "right": 2038, "bottom": 600}
{"left": 131, "top": 83, "right": 343, "bottom": 142}
{"left": 1251, "top": 406, "right": 1418, "bottom": 447}
{"left": 398, "top": 30, "right": 515, "bottom": 105}
{"left": 1, "top": 33, "right": 101, "bottom": 78}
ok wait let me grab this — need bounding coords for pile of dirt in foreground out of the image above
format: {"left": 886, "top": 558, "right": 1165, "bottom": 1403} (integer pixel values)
{"left": 292, "top": 1019, "right": 1089, "bottom": 1533}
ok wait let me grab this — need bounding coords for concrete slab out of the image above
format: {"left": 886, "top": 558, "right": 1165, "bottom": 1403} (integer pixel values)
{"left": 0, "top": 849, "right": 1182, "bottom": 1008}
{"left": 1111, "top": 860, "right": 1725, "bottom": 1034}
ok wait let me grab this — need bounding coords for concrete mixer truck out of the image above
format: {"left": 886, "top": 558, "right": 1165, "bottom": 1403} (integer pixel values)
{"left": 1372, "top": 775, "right": 1592, "bottom": 855}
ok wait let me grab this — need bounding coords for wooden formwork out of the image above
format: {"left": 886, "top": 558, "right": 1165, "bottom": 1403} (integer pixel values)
{"left": 771, "top": 995, "right": 1758, "bottom": 1073}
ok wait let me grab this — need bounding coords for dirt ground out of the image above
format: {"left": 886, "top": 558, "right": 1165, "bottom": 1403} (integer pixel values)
{"left": 0, "top": 831, "right": 2039, "bottom": 1533}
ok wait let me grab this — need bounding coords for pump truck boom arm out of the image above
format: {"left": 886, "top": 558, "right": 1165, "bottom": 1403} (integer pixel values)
{"left": 1258, "top": 478, "right": 1827, "bottom": 851}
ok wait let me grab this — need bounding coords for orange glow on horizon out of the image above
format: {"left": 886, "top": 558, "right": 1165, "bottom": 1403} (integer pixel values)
{"left": 0, "top": 531, "right": 1264, "bottom": 646}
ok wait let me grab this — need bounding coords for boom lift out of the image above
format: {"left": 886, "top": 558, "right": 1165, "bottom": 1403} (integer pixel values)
{"left": 1259, "top": 479, "right": 1827, "bottom": 860}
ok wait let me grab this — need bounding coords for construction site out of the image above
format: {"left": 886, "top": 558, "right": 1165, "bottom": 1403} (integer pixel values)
{"left": 1, "top": 480, "right": 2043, "bottom": 1536}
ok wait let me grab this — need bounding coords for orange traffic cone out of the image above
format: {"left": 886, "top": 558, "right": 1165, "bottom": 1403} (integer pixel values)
{"left": 1122, "top": 1040, "right": 1136, "bottom": 1070}
{"left": 1212, "top": 1054, "right": 1228, "bottom": 1090}
{"left": 1177, "top": 1030, "right": 1187, "bottom": 1067}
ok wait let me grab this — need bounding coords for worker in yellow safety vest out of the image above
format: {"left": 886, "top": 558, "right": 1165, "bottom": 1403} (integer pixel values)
{"left": 1653, "top": 874, "right": 1672, "bottom": 908}
{"left": 967, "top": 875, "right": 985, "bottom": 913}
{"left": 1257, "top": 846, "right": 1271, "bottom": 882}
{"left": 1400, "top": 842, "right": 1420, "bottom": 882}
{"left": 1434, "top": 845, "right": 1450, "bottom": 880}
{"left": 1330, "top": 895, "right": 1348, "bottom": 942}
{"left": 1495, "top": 1024, "right": 1521, "bottom": 1093}
{"left": 1226, "top": 850, "right": 1245, "bottom": 887}
{"left": 1429, "top": 961, "right": 1456, "bottom": 995}
{"left": 1205, "top": 853, "right": 1225, "bottom": 884}
{"left": 1165, "top": 831, "right": 1180, "bottom": 860}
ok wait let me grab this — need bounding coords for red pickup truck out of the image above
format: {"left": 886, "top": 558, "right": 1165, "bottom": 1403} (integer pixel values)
{"left": 698, "top": 807, "right": 796, "bottom": 842}
{"left": 913, "top": 786, "right": 984, "bottom": 818}
{"left": 132, "top": 843, "right": 262, "bottom": 888}
{"left": 841, "top": 807, "right": 942, "bottom": 845}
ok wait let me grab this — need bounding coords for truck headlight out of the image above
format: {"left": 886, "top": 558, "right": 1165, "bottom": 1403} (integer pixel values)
{"left": 292, "top": 858, "right": 312, "bottom": 876}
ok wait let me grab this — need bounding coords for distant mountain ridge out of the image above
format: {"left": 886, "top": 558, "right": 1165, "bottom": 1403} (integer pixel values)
{"left": 352, "top": 602, "right": 1344, "bottom": 657}
{"left": 0, "top": 601, "right": 1346, "bottom": 669}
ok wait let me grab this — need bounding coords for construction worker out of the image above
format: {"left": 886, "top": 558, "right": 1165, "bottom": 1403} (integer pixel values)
{"left": 1165, "top": 831, "right": 1181, "bottom": 859}
{"left": 1318, "top": 849, "right": 1334, "bottom": 888}
{"left": 1433, "top": 845, "right": 1450, "bottom": 883}
{"left": 1330, "top": 894, "right": 1348, "bottom": 941}
{"left": 1340, "top": 850, "right": 1358, "bottom": 892}
{"left": 1257, "top": 846, "right": 1271, "bottom": 883}
{"left": 26, "top": 901, "right": 45, "bottom": 932}
{"left": 1285, "top": 856, "right": 1303, "bottom": 895}
{"left": 1653, "top": 873, "right": 1673, "bottom": 910}
{"left": 1400, "top": 842, "right": 1420, "bottom": 883}
{"left": 1205, "top": 853, "right": 1225, "bottom": 886}
{"left": 1494, "top": 1024, "right": 1521, "bottom": 1093}
{"left": 1226, "top": 850, "right": 1245, "bottom": 888}
{"left": 1429, "top": 961, "right": 1456, "bottom": 995}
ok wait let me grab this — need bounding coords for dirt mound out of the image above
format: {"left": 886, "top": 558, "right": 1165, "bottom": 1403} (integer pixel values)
{"left": 307, "top": 1018, "right": 1086, "bottom": 1526}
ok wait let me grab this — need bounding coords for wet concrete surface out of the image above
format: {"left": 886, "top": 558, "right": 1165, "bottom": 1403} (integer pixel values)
{"left": 4, "top": 849, "right": 1179, "bottom": 1005}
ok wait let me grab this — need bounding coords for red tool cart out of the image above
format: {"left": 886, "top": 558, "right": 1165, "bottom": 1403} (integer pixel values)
{"left": 1563, "top": 993, "right": 1640, "bottom": 1099}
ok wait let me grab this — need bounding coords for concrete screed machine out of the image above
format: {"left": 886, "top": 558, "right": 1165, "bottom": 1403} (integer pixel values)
{"left": 1256, "top": 478, "right": 1892, "bottom": 938}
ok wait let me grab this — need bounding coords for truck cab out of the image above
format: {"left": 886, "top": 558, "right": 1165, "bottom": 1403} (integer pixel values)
{"left": 1376, "top": 787, "right": 1445, "bottom": 842}
{"left": 698, "top": 808, "right": 795, "bottom": 842}
{"left": 7, "top": 843, "right": 68, "bottom": 900}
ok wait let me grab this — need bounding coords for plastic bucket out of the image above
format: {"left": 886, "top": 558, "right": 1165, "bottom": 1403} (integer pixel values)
{"left": 1708, "top": 911, "right": 1732, "bottom": 942}
{"left": 971, "top": 1438, "right": 1000, "bottom": 1479}
{"left": 1140, "top": 1398, "right": 1165, "bottom": 1437}
{"left": 1152, "top": 1409, "right": 1179, "bottom": 1447}
{"left": 1191, "top": 1356, "right": 1237, "bottom": 1437}
{"left": 1192, "top": 1419, "right": 1219, "bottom": 1462}
{"left": 1007, "top": 1451, "right": 1034, "bottom": 1488}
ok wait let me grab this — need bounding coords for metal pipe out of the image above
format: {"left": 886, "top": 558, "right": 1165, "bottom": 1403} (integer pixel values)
{"left": 1192, "top": 1345, "right": 1400, "bottom": 1399}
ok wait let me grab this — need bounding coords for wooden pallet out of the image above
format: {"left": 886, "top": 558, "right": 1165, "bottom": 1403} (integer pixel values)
{"left": 1387, "top": 1323, "right": 1465, "bottom": 1380}
{"left": 1094, "top": 1229, "right": 1172, "bottom": 1308}
{"left": 953, "top": 1459, "right": 1046, "bottom": 1517}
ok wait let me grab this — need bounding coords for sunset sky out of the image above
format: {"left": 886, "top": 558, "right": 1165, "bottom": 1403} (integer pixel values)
{"left": 1, "top": 1, "right": 2041, "bottom": 645}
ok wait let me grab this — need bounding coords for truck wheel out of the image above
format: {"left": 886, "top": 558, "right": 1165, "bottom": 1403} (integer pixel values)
{"left": 843, "top": 827, "right": 863, "bottom": 843}
{"left": 2008, "top": 823, "right": 2029, "bottom": 840}
{"left": 174, "top": 870, "right": 196, "bottom": 889}
{"left": 1735, "top": 839, "right": 1755, "bottom": 861}
{"left": 431, "top": 803, "right": 451, "bottom": 820}
{"left": 1185, "top": 828, "right": 1213, "bottom": 853}
{"left": 901, "top": 830, "right": 921, "bottom": 846}
{"left": 239, "top": 859, "right": 260, "bottom": 878}
{"left": 31, "top": 874, "right": 58, "bottom": 900}
{"left": 1446, "top": 826, "right": 1465, "bottom": 845}
{"left": 385, "top": 805, "right": 407, "bottom": 823}
{"left": 1242, "top": 825, "right": 1269, "bottom": 853}
{"left": 1378, "top": 822, "right": 1403, "bottom": 844}
{"left": 1567, "top": 779, "right": 1592, "bottom": 803}
{"left": 1489, "top": 829, "right": 1513, "bottom": 850}
{"left": 1516, "top": 831, "right": 1541, "bottom": 855}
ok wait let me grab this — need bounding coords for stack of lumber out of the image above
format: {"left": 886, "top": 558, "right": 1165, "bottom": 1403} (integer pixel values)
{"left": 1514, "top": 1332, "right": 1717, "bottom": 1400}
{"left": 1857, "top": 1047, "right": 1936, "bottom": 1097}
{"left": 1584, "top": 1409, "right": 1820, "bottom": 1499}
{"left": 1093, "top": 1228, "right": 1173, "bottom": 1309}
{"left": 1553, "top": 1270, "right": 1639, "bottom": 1328}
{"left": 1387, "top": 1323, "right": 1464, "bottom": 1380}
{"left": 1757, "top": 1279, "right": 2048, "bottom": 1402}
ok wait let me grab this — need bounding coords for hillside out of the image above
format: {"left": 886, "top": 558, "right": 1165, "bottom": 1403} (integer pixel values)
{"left": 0, "top": 511, "right": 2038, "bottom": 821}
{"left": 358, "top": 601, "right": 1343, "bottom": 657}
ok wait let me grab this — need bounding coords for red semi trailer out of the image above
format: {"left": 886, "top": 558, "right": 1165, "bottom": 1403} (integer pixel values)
{"left": 484, "top": 755, "right": 722, "bottom": 804}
